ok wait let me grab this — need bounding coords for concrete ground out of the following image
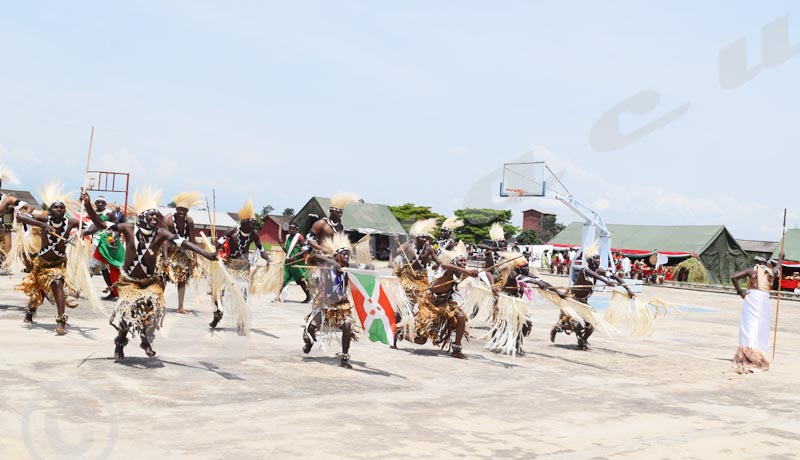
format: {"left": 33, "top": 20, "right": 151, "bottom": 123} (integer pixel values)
{"left": 0, "top": 271, "right": 798, "bottom": 460}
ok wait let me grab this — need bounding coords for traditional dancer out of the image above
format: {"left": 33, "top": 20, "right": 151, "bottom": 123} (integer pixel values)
{"left": 15, "top": 184, "right": 91, "bottom": 334}
{"left": 85, "top": 187, "right": 217, "bottom": 360}
{"left": 391, "top": 218, "right": 440, "bottom": 348}
{"left": 731, "top": 256, "right": 778, "bottom": 372}
{"left": 0, "top": 167, "right": 35, "bottom": 269}
{"left": 89, "top": 196, "right": 125, "bottom": 301}
{"left": 302, "top": 233, "right": 362, "bottom": 369}
{"left": 304, "top": 192, "right": 359, "bottom": 301}
{"left": 476, "top": 222, "right": 509, "bottom": 293}
{"left": 279, "top": 223, "right": 311, "bottom": 303}
{"left": 209, "top": 198, "right": 271, "bottom": 332}
{"left": 412, "top": 241, "right": 477, "bottom": 359}
{"left": 550, "top": 252, "right": 633, "bottom": 350}
{"left": 437, "top": 216, "right": 464, "bottom": 253}
{"left": 164, "top": 191, "right": 203, "bottom": 314}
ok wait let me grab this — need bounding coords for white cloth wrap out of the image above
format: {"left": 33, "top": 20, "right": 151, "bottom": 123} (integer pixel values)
{"left": 738, "top": 289, "right": 771, "bottom": 352}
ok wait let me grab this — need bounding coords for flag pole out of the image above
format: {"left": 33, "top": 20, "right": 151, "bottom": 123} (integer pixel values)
{"left": 772, "top": 208, "right": 787, "bottom": 361}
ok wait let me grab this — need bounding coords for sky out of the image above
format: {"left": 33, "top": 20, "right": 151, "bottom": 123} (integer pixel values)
{"left": 0, "top": 1, "right": 798, "bottom": 241}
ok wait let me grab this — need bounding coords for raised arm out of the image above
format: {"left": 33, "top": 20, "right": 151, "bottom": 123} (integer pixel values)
{"left": 80, "top": 191, "right": 107, "bottom": 229}
{"left": 15, "top": 212, "right": 46, "bottom": 229}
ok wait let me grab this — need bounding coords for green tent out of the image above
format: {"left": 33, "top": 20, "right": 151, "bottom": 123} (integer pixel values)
{"left": 771, "top": 228, "right": 800, "bottom": 268}
{"left": 549, "top": 222, "right": 748, "bottom": 284}
{"left": 291, "top": 197, "right": 407, "bottom": 237}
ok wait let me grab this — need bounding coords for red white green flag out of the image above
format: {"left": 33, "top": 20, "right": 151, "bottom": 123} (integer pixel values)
{"left": 347, "top": 269, "right": 397, "bottom": 345}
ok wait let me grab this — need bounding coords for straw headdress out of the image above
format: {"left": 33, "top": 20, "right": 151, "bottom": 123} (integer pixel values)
{"left": 0, "top": 166, "right": 20, "bottom": 185}
{"left": 173, "top": 191, "right": 204, "bottom": 210}
{"left": 498, "top": 251, "right": 528, "bottom": 268}
{"left": 238, "top": 198, "right": 256, "bottom": 221}
{"left": 38, "top": 182, "right": 72, "bottom": 209}
{"left": 329, "top": 192, "right": 359, "bottom": 212}
{"left": 489, "top": 222, "right": 505, "bottom": 242}
{"left": 409, "top": 218, "right": 437, "bottom": 239}
{"left": 441, "top": 240, "right": 468, "bottom": 264}
{"left": 322, "top": 233, "right": 352, "bottom": 256}
{"left": 441, "top": 216, "right": 464, "bottom": 232}
{"left": 133, "top": 186, "right": 162, "bottom": 215}
{"left": 583, "top": 240, "right": 600, "bottom": 258}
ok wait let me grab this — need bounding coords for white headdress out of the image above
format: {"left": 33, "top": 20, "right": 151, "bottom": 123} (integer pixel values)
{"left": 38, "top": 182, "right": 72, "bottom": 209}
{"left": 322, "top": 233, "right": 352, "bottom": 256}
{"left": 441, "top": 240, "right": 468, "bottom": 264}
{"left": 409, "top": 218, "right": 437, "bottom": 239}
{"left": 173, "top": 191, "right": 204, "bottom": 210}
{"left": 0, "top": 166, "right": 20, "bottom": 186}
{"left": 329, "top": 192, "right": 359, "bottom": 213}
{"left": 133, "top": 186, "right": 162, "bottom": 216}
{"left": 583, "top": 240, "right": 600, "bottom": 258}
{"left": 489, "top": 222, "right": 505, "bottom": 242}
{"left": 441, "top": 216, "right": 464, "bottom": 232}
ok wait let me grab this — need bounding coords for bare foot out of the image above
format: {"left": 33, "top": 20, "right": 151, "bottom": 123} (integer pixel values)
{"left": 177, "top": 307, "right": 188, "bottom": 314}
{"left": 140, "top": 341, "right": 157, "bottom": 358}
{"left": 55, "top": 324, "right": 66, "bottom": 335}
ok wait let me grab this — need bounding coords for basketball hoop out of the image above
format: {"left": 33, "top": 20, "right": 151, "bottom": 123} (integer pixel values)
{"left": 505, "top": 188, "right": 526, "bottom": 203}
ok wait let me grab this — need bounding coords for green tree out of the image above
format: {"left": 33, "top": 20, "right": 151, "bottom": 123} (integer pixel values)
{"left": 388, "top": 203, "right": 445, "bottom": 231}
{"left": 516, "top": 229, "right": 541, "bottom": 245}
{"left": 282, "top": 207, "right": 295, "bottom": 217}
{"left": 452, "top": 208, "right": 519, "bottom": 245}
{"left": 538, "top": 215, "right": 566, "bottom": 243}
{"left": 167, "top": 200, "right": 177, "bottom": 208}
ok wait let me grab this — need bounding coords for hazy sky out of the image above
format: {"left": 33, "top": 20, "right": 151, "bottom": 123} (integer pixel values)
{"left": 1, "top": 1, "right": 797, "bottom": 241}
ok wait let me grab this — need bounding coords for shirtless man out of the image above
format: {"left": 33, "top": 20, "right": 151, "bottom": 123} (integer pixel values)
{"left": 550, "top": 253, "right": 634, "bottom": 350}
{"left": 15, "top": 185, "right": 88, "bottom": 334}
{"left": 85, "top": 187, "right": 218, "bottom": 360}
{"left": 164, "top": 192, "right": 202, "bottom": 314}
{"left": 210, "top": 199, "right": 271, "bottom": 332}
{"left": 412, "top": 244, "right": 478, "bottom": 359}
{"left": 731, "top": 256, "right": 781, "bottom": 372}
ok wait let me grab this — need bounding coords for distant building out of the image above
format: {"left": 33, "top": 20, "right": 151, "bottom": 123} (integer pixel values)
{"left": 737, "top": 239, "right": 778, "bottom": 262}
{"left": 522, "top": 208, "right": 556, "bottom": 232}
{"left": 260, "top": 215, "right": 293, "bottom": 245}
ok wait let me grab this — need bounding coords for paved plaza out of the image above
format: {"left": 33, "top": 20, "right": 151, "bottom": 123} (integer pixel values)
{"left": 0, "top": 272, "right": 798, "bottom": 459}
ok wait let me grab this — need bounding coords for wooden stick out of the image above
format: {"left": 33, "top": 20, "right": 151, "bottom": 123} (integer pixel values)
{"left": 77, "top": 126, "right": 94, "bottom": 240}
{"left": 772, "top": 208, "right": 787, "bottom": 361}
{"left": 212, "top": 189, "right": 216, "bottom": 239}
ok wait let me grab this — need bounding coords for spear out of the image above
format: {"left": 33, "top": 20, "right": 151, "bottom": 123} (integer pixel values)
{"left": 77, "top": 126, "right": 94, "bottom": 239}
{"left": 772, "top": 208, "right": 787, "bottom": 361}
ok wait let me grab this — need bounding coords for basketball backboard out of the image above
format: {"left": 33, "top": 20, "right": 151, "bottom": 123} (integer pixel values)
{"left": 499, "top": 161, "right": 546, "bottom": 197}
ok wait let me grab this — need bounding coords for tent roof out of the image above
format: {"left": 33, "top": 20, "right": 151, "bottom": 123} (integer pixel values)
{"left": 1, "top": 189, "right": 42, "bottom": 210}
{"left": 549, "top": 222, "right": 734, "bottom": 254}
{"left": 291, "top": 196, "right": 406, "bottom": 236}
{"left": 737, "top": 239, "right": 778, "bottom": 254}
{"left": 772, "top": 229, "right": 800, "bottom": 263}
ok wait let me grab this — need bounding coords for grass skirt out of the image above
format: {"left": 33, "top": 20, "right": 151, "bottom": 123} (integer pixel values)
{"left": 414, "top": 291, "right": 464, "bottom": 349}
{"left": 111, "top": 273, "right": 166, "bottom": 343}
{"left": 15, "top": 257, "right": 78, "bottom": 310}
{"left": 395, "top": 265, "right": 429, "bottom": 304}
{"left": 165, "top": 246, "right": 193, "bottom": 284}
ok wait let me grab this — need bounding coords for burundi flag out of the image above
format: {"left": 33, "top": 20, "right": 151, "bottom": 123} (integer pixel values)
{"left": 347, "top": 269, "right": 397, "bottom": 345}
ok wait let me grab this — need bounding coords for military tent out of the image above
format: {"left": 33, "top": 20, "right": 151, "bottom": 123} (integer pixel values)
{"left": 549, "top": 222, "right": 748, "bottom": 284}
{"left": 291, "top": 197, "right": 407, "bottom": 259}
{"left": 771, "top": 229, "right": 800, "bottom": 290}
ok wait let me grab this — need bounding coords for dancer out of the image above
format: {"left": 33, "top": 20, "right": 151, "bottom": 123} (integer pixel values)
{"left": 437, "top": 216, "right": 464, "bottom": 252}
{"left": 0, "top": 167, "right": 35, "bottom": 269}
{"left": 89, "top": 196, "right": 125, "bottom": 301}
{"left": 164, "top": 191, "right": 203, "bottom": 314}
{"left": 209, "top": 198, "right": 271, "bottom": 332}
{"left": 412, "top": 241, "right": 478, "bottom": 359}
{"left": 731, "top": 256, "right": 779, "bottom": 372}
{"left": 280, "top": 222, "right": 311, "bottom": 303}
{"left": 84, "top": 187, "right": 217, "bottom": 360}
{"left": 302, "top": 233, "right": 362, "bottom": 369}
{"left": 550, "top": 252, "right": 633, "bottom": 350}
{"left": 15, "top": 184, "right": 91, "bottom": 334}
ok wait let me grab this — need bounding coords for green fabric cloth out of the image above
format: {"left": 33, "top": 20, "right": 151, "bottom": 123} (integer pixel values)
{"left": 283, "top": 234, "right": 307, "bottom": 283}
{"left": 549, "top": 222, "right": 748, "bottom": 284}
{"left": 96, "top": 213, "right": 125, "bottom": 267}
{"left": 289, "top": 196, "right": 406, "bottom": 237}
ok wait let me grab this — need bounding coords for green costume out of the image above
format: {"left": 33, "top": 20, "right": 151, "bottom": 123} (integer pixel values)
{"left": 283, "top": 233, "right": 307, "bottom": 285}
